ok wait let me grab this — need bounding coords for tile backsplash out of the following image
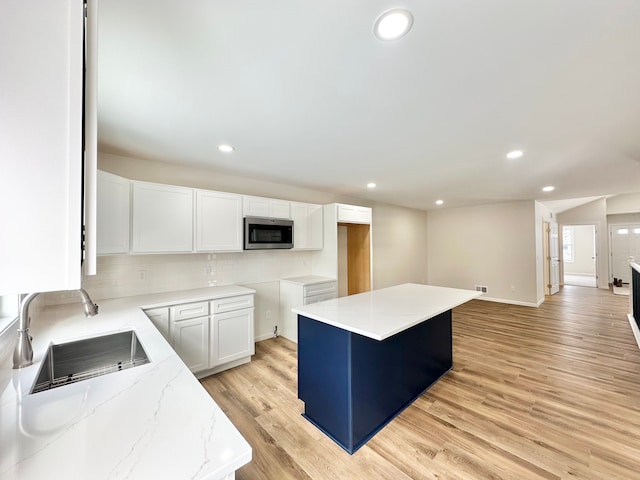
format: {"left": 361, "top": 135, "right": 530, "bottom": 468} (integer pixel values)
{"left": 41, "top": 250, "right": 314, "bottom": 303}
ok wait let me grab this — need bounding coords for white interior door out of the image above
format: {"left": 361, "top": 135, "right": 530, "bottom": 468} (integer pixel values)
{"left": 610, "top": 224, "right": 640, "bottom": 283}
{"left": 549, "top": 223, "right": 560, "bottom": 294}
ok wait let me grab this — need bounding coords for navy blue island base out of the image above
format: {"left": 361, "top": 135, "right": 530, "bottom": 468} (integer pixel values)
{"left": 297, "top": 310, "right": 453, "bottom": 454}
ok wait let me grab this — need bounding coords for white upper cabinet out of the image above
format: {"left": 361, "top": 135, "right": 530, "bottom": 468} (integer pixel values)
{"left": 337, "top": 204, "right": 372, "bottom": 224}
{"left": 291, "top": 202, "right": 323, "bottom": 250}
{"left": 97, "top": 171, "right": 130, "bottom": 255}
{"left": 132, "top": 181, "right": 193, "bottom": 253}
{"left": 243, "top": 195, "right": 291, "bottom": 219}
{"left": 0, "top": 0, "right": 85, "bottom": 294}
{"left": 195, "top": 190, "right": 243, "bottom": 252}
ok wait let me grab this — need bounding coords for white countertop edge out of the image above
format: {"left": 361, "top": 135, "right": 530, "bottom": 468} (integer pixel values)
{"left": 125, "top": 285, "right": 256, "bottom": 310}
{"left": 292, "top": 284, "right": 482, "bottom": 341}
{"left": 280, "top": 275, "right": 336, "bottom": 286}
{"left": 0, "top": 285, "right": 254, "bottom": 480}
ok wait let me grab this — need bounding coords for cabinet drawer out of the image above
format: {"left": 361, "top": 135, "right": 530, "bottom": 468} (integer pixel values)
{"left": 211, "top": 294, "right": 254, "bottom": 314}
{"left": 170, "top": 301, "right": 209, "bottom": 321}
{"left": 304, "top": 291, "right": 337, "bottom": 305}
{"left": 304, "top": 282, "right": 337, "bottom": 298}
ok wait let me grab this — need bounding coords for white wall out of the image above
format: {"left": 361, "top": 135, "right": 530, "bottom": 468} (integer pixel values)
{"left": 427, "top": 201, "right": 539, "bottom": 306}
{"left": 80, "top": 152, "right": 429, "bottom": 340}
{"left": 608, "top": 213, "right": 640, "bottom": 225}
{"left": 557, "top": 198, "right": 608, "bottom": 288}
{"left": 372, "top": 203, "right": 428, "bottom": 289}
{"left": 606, "top": 192, "right": 640, "bottom": 215}
{"left": 563, "top": 225, "right": 596, "bottom": 275}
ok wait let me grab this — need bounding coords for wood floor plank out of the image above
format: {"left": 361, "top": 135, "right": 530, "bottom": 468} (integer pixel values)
{"left": 201, "top": 286, "right": 640, "bottom": 479}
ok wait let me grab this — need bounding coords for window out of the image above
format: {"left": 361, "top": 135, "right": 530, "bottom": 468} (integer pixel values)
{"left": 617, "top": 228, "right": 629, "bottom": 235}
{"left": 562, "top": 226, "right": 574, "bottom": 263}
{"left": 634, "top": 228, "right": 640, "bottom": 235}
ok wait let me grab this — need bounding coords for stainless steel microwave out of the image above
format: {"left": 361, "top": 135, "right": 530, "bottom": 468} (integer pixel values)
{"left": 244, "top": 217, "right": 294, "bottom": 250}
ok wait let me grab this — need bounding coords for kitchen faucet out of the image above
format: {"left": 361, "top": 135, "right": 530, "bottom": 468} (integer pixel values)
{"left": 13, "top": 288, "right": 99, "bottom": 369}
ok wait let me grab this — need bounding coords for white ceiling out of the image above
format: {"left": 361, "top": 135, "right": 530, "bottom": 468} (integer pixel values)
{"left": 97, "top": 0, "right": 640, "bottom": 211}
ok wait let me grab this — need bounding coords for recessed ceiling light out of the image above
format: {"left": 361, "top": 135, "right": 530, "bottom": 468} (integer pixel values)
{"left": 435, "top": 199, "right": 444, "bottom": 205}
{"left": 542, "top": 186, "right": 555, "bottom": 192}
{"left": 506, "top": 150, "right": 524, "bottom": 159}
{"left": 374, "top": 9, "right": 413, "bottom": 41}
{"left": 367, "top": 182, "right": 377, "bottom": 189}
{"left": 218, "top": 144, "right": 235, "bottom": 153}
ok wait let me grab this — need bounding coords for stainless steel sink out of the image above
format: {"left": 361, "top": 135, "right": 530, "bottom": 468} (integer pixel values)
{"left": 31, "top": 330, "right": 150, "bottom": 394}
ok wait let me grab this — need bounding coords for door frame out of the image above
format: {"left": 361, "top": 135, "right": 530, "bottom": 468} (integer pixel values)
{"left": 543, "top": 221, "right": 560, "bottom": 295}
{"left": 608, "top": 222, "right": 640, "bottom": 284}
{"left": 559, "top": 222, "right": 596, "bottom": 288}
{"left": 560, "top": 222, "right": 598, "bottom": 287}
{"left": 543, "top": 221, "right": 550, "bottom": 295}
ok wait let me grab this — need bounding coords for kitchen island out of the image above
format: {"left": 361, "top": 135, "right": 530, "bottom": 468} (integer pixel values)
{"left": 293, "top": 283, "right": 481, "bottom": 454}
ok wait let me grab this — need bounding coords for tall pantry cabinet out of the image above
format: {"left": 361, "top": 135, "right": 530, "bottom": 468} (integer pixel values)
{"left": 0, "top": 0, "right": 96, "bottom": 294}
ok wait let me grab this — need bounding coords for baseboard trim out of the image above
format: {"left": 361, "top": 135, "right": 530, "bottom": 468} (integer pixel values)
{"left": 255, "top": 333, "right": 275, "bottom": 342}
{"left": 628, "top": 313, "right": 640, "bottom": 350}
{"left": 475, "top": 296, "right": 540, "bottom": 308}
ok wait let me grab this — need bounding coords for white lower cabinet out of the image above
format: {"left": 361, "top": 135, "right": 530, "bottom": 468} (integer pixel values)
{"left": 210, "top": 308, "right": 254, "bottom": 367}
{"left": 172, "top": 316, "right": 210, "bottom": 373}
{"left": 146, "top": 291, "right": 255, "bottom": 376}
{"left": 279, "top": 277, "right": 337, "bottom": 343}
{"left": 144, "top": 306, "right": 169, "bottom": 341}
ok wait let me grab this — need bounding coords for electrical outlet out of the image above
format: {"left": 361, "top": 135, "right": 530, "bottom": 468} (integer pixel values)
{"left": 204, "top": 266, "right": 211, "bottom": 276}
{"left": 266, "top": 310, "right": 271, "bottom": 321}
{"left": 475, "top": 285, "right": 487, "bottom": 293}
{"left": 138, "top": 270, "right": 147, "bottom": 281}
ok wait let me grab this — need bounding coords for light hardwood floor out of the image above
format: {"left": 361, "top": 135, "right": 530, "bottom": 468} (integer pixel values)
{"left": 200, "top": 286, "right": 640, "bottom": 479}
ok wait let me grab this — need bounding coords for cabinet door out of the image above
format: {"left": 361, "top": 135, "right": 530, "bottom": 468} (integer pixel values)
{"left": 144, "top": 307, "right": 170, "bottom": 341}
{"left": 269, "top": 199, "right": 291, "bottom": 219}
{"left": 291, "top": 202, "right": 310, "bottom": 248}
{"left": 243, "top": 195, "right": 290, "bottom": 219}
{"left": 337, "top": 204, "right": 372, "bottom": 224}
{"left": 0, "top": 0, "right": 84, "bottom": 294}
{"left": 97, "top": 171, "right": 130, "bottom": 254}
{"left": 196, "top": 190, "right": 243, "bottom": 251}
{"left": 172, "top": 316, "right": 209, "bottom": 373}
{"left": 291, "top": 202, "right": 323, "bottom": 250}
{"left": 210, "top": 308, "right": 254, "bottom": 367}
{"left": 308, "top": 204, "right": 324, "bottom": 249}
{"left": 243, "top": 196, "right": 270, "bottom": 218}
{"left": 132, "top": 181, "right": 193, "bottom": 253}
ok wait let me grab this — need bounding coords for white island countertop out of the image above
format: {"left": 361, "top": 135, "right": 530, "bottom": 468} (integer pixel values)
{"left": 0, "top": 286, "right": 254, "bottom": 480}
{"left": 292, "top": 283, "right": 482, "bottom": 341}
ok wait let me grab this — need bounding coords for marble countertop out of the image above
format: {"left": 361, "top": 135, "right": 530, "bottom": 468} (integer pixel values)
{"left": 0, "top": 286, "right": 254, "bottom": 480}
{"left": 292, "top": 283, "right": 482, "bottom": 341}
{"left": 280, "top": 275, "right": 336, "bottom": 286}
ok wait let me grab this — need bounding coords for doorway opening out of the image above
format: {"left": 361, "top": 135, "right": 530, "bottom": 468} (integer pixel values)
{"left": 609, "top": 223, "right": 640, "bottom": 286}
{"left": 562, "top": 224, "right": 597, "bottom": 288}
{"left": 337, "top": 223, "right": 371, "bottom": 297}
